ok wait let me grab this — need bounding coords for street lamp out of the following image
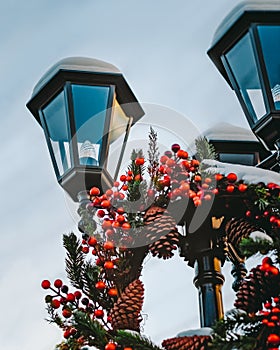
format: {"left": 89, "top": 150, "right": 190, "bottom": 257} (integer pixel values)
{"left": 26, "top": 57, "right": 144, "bottom": 201}
{"left": 207, "top": 0, "right": 280, "bottom": 153}
{"left": 204, "top": 122, "right": 270, "bottom": 166}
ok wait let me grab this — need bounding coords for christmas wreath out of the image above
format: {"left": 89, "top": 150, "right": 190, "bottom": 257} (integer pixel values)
{"left": 41, "top": 128, "right": 280, "bottom": 350}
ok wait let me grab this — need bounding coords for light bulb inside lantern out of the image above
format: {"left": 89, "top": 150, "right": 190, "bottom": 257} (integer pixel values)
{"left": 79, "top": 140, "right": 99, "bottom": 166}
{"left": 272, "top": 84, "right": 280, "bottom": 110}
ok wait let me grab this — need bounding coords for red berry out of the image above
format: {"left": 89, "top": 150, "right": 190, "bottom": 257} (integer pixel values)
{"left": 97, "top": 209, "right": 106, "bottom": 218}
{"left": 66, "top": 293, "right": 76, "bottom": 302}
{"left": 102, "top": 220, "right": 112, "bottom": 229}
{"left": 160, "top": 155, "right": 168, "bottom": 164}
{"left": 135, "top": 157, "right": 145, "bottom": 166}
{"left": 227, "top": 172, "right": 237, "bottom": 182}
{"left": 117, "top": 215, "right": 125, "bottom": 223}
{"left": 62, "top": 308, "right": 72, "bottom": 318}
{"left": 63, "top": 329, "right": 71, "bottom": 339}
{"left": 238, "top": 183, "right": 247, "bottom": 192}
{"left": 51, "top": 299, "right": 61, "bottom": 309}
{"left": 204, "top": 194, "right": 212, "bottom": 201}
{"left": 89, "top": 187, "right": 100, "bottom": 196}
{"left": 262, "top": 257, "right": 273, "bottom": 265}
{"left": 108, "top": 288, "right": 118, "bottom": 297}
{"left": 215, "top": 173, "right": 223, "bottom": 181}
{"left": 171, "top": 143, "right": 180, "bottom": 153}
{"left": 70, "top": 328, "right": 77, "bottom": 336}
{"left": 104, "top": 241, "right": 114, "bottom": 250}
{"left": 226, "top": 184, "right": 235, "bottom": 193}
{"left": 94, "top": 309, "right": 104, "bottom": 318}
{"left": 104, "top": 261, "right": 114, "bottom": 269}
{"left": 120, "top": 174, "right": 127, "bottom": 182}
{"left": 166, "top": 158, "right": 176, "bottom": 167}
{"left": 88, "top": 236, "right": 97, "bottom": 246}
{"left": 105, "top": 343, "right": 117, "bottom": 350}
{"left": 122, "top": 222, "right": 131, "bottom": 230}
{"left": 122, "top": 184, "right": 128, "bottom": 191}
{"left": 106, "top": 189, "right": 113, "bottom": 197}
{"left": 112, "top": 221, "right": 120, "bottom": 228}
{"left": 74, "top": 291, "right": 82, "bottom": 299}
{"left": 177, "top": 150, "right": 188, "bottom": 159}
{"left": 54, "top": 279, "right": 63, "bottom": 289}
{"left": 101, "top": 200, "right": 111, "bottom": 208}
{"left": 95, "top": 281, "right": 106, "bottom": 290}
{"left": 246, "top": 210, "right": 251, "bottom": 217}
{"left": 82, "top": 246, "right": 89, "bottom": 254}
{"left": 267, "top": 333, "right": 280, "bottom": 345}
{"left": 41, "top": 280, "right": 51, "bottom": 289}
{"left": 134, "top": 174, "right": 142, "bottom": 181}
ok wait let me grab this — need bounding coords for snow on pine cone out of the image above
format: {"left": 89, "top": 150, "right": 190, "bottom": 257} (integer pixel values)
{"left": 162, "top": 335, "right": 211, "bottom": 350}
{"left": 110, "top": 279, "right": 144, "bottom": 332}
{"left": 149, "top": 228, "right": 181, "bottom": 259}
{"left": 234, "top": 266, "right": 271, "bottom": 313}
{"left": 225, "top": 217, "right": 260, "bottom": 248}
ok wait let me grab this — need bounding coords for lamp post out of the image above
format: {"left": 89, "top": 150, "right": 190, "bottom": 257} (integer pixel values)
{"left": 207, "top": 0, "right": 280, "bottom": 159}
{"left": 26, "top": 57, "right": 144, "bottom": 201}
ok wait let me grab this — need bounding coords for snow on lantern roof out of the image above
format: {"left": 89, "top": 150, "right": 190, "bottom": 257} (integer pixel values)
{"left": 204, "top": 122, "right": 259, "bottom": 142}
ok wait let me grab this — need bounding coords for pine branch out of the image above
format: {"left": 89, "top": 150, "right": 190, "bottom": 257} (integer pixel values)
{"left": 72, "top": 310, "right": 108, "bottom": 348}
{"left": 82, "top": 261, "right": 113, "bottom": 310}
{"left": 239, "top": 237, "right": 274, "bottom": 258}
{"left": 210, "top": 309, "right": 262, "bottom": 350}
{"left": 63, "top": 233, "right": 85, "bottom": 290}
{"left": 195, "top": 136, "right": 217, "bottom": 161}
{"left": 115, "top": 330, "right": 162, "bottom": 350}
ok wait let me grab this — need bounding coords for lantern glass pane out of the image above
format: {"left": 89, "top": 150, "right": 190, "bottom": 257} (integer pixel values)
{"left": 219, "top": 152, "right": 255, "bottom": 166}
{"left": 226, "top": 33, "right": 266, "bottom": 122}
{"left": 258, "top": 25, "right": 280, "bottom": 110}
{"left": 42, "top": 90, "right": 71, "bottom": 177}
{"left": 71, "top": 84, "right": 110, "bottom": 167}
{"left": 106, "top": 98, "right": 131, "bottom": 179}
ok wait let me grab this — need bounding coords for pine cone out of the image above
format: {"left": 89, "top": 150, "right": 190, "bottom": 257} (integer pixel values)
{"left": 162, "top": 335, "right": 211, "bottom": 350}
{"left": 149, "top": 228, "right": 181, "bottom": 259}
{"left": 143, "top": 206, "right": 177, "bottom": 244}
{"left": 110, "top": 279, "right": 144, "bottom": 332}
{"left": 234, "top": 266, "right": 270, "bottom": 313}
{"left": 226, "top": 218, "right": 259, "bottom": 247}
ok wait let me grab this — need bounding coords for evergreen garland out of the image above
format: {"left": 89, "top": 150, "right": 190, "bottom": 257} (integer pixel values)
{"left": 40, "top": 131, "right": 280, "bottom": 350}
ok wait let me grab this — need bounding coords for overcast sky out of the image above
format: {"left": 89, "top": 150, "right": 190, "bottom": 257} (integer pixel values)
{"left": 0, "top": 1, "right": 259, "bottom": 349}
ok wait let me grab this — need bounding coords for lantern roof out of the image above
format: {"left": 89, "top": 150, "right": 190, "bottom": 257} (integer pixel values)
{"left": 32, "top": 57, "right": 121, "bottom": 98}
{"left": 204, "top": 122, "right": 259, "bottom": 142}
{"left": 27, "top": 57, "right": 144, "bottom": 124}
{"left": 208, "top": 0, "right": 280, "bottom": 87}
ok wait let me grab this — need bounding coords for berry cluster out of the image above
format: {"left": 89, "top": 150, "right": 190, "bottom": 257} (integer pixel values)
{"left": 41, "top": 278, "right": 114, "bottom": 347}
{"left": 260, "top": 296, "right": 280, "bottom": 350}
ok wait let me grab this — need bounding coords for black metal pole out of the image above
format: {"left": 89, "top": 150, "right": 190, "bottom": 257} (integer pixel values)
{"left": 193, "top": 251, "right": 224, "bottom": 327}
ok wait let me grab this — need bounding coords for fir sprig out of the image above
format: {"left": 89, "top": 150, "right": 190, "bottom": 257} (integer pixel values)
{"left": 239, "top": 237, "right": 274, "bottom": 258}
{"left": 72, "top": 310, "right": 108, "bottom": 347}
{"left": 210, "top": 309, "right": 262, "bottom": 350}
{"left": 195, "top": 136, "right": 217, "bottom": 161}
{"left": 64, "top": 233, "right": 85, "bottom": 290}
